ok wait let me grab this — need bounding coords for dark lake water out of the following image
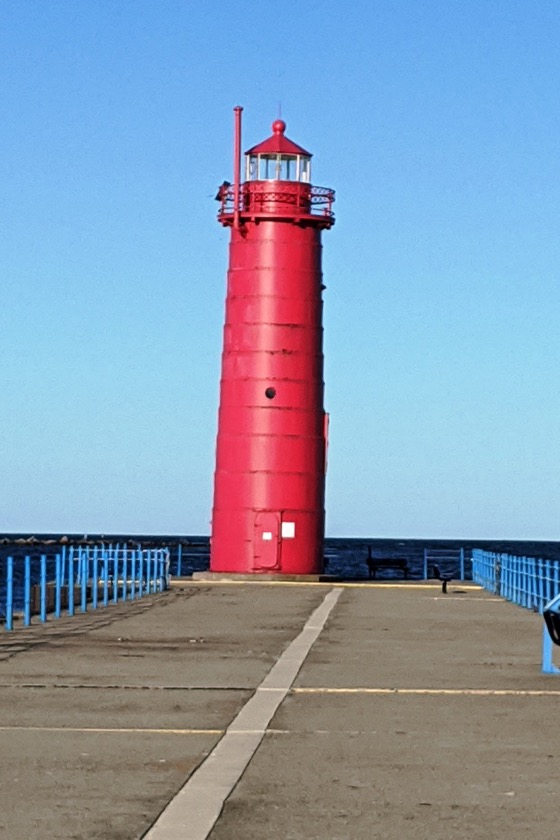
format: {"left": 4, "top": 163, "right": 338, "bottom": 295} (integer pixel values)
{"left": 2, "top": 534, "right": 560, "bottom": 616}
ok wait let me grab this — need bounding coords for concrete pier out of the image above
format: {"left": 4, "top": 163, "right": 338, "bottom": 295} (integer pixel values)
{"left": 0, "top": 580, "right": 557, "bottom": 839}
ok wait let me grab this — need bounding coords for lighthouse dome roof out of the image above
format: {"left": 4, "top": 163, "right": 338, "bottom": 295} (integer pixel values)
{"left": 246, "top": 119, "right": 312, "bottom": 157}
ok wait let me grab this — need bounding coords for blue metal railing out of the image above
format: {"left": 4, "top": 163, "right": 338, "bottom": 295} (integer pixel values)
{"left": 2, "top": 545, "right": 170, "bottom": 632}
{"left": 472, "top": 550, "right": 560, "bottom": 675}
{"left": 472, "top": 550, "right": 560, "bottom": 612}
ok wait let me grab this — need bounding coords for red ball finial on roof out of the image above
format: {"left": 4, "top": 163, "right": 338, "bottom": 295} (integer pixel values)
{"left": 272, "top": 119, "right": 286, "bottom": 135}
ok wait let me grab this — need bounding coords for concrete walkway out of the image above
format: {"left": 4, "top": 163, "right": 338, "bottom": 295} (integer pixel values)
{"left": 0, "top": 580, "right": 557, "bottom": 839}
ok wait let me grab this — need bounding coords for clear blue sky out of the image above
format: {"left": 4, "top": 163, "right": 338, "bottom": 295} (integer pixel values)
{"left": 1, "top": 1, "right": 559, "bottom": 539}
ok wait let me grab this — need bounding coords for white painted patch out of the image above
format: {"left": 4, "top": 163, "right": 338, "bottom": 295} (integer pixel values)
{"left": 262, "top": 531, "right": 272, "bottom": 541}
{"left": 281, "top": 521, "right": 295, "bottom": 538}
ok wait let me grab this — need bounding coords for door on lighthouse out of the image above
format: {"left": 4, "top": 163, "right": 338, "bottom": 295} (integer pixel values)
{"left": 253, "top": 511, "right": 281, "bottom": 570}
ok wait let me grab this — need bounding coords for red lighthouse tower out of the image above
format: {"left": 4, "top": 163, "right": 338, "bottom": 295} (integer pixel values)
{"left": 210, "top": 107, "right": 335, "bottom": 575}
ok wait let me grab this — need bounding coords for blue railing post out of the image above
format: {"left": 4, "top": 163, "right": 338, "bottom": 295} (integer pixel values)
{"left": 68, "top": 547, "right": 75, "bottom": 617}
{"left": 423, "top": 549, "right": 428, "bottom": 580}
{"left": 502, "top": 553, "right": 508, "bottom": 600}
{"left": 545, "top": 560, "right": 552, "bottom": 605}
{"left": 519, "top": 557, "right": 526, "bottom": 607}
{"left": 92, "top": 547, "right": 99, "bottom": 610}
{"left": 138, "top": 550, "right": 144, "bottom": 597}
{"left": 24, "top": 555, "right": 31, "bottom": 626}
{"left": 77, "top": 549, "right": 82, "bottom": 594}
{"left": 150, "top": 550, "right": 156, "bottom": 593}
{"left": 130, "top": 550, "right": 137, "bottom": 600}
{"left": 80, "top": 549, "right": 88, "bottom": 613}
{"left": 55, "top": 553, "right": 62, "bottom": 618}
{"left": 6, "top": 556, "right": 14, "bottom": 631}
{"left": 102, "top": 549, "right": 109, "bottom": 606}
{"left": 157, "top": 553, "right": 163, "bottom": 592}
{"left": 176, "top": 543, "right": 183, "bottom": 577}
{"left": 61, "top": 545, "right": 66, "bottom": 591}
{"left": 40, "top": 554, "right": 47, "bottom": 622}
{"left": 542, "top": 623, "right": 560, "bottom": 675}
{"left": 122, "top": 549, "right": 128, "bottom": 601}
{"left": 162, "top": 550, "right": 170, "bottom": 590}
{"left": 512, "top": 557, "right": 523, "bottom": 603}
{"left": 113, "top": 545, "right": 119, "bottom": 604}
{"left": 145, "top": 550, "right": 151, "bottom": 594}
{"left": 459, "top": 547, "right": 465, "bottom": 580}
{"left": 509, "top": 554, "right": 515, "bottom": 600}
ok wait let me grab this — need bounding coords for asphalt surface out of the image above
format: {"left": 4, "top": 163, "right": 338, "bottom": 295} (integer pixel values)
{"left": 0, "top": 580, "right": 557, "bottom": 839}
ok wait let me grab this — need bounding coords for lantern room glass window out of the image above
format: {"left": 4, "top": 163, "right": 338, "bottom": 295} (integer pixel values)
{"left": 246, "top": 154, "right": 311, "bottom": 183}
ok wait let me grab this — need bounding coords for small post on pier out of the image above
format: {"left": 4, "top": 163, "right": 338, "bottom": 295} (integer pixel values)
{"left": 542, "top": 624, "right": 560, "bottom": 674}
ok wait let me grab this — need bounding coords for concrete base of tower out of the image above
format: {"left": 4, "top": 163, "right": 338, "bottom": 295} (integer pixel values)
{"left": 190, "top": 571, "right": 337, "bottom": 583}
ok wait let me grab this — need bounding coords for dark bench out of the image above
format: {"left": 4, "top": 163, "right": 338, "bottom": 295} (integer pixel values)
{"left": 366, "top": 557, "right": 409, "bottom": 579}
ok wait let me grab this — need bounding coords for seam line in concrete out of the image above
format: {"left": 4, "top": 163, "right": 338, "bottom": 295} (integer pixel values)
{"left": 0, "top": 726, "right": 224, "bottom": 734}
{"left": 291, "top": 687, "right": 560, "bottom": 696}
{"left": 143, "top": 586, "right": 343, "bottom": 840}
{"left": 0, "top": 683, "right": 253, "bottom": 691}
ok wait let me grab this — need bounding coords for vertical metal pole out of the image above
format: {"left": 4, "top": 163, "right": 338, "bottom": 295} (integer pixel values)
{"left": 459, "top": 547, "right": 465, "bottom": 581}
{"left": 40, "top": 554, "right": 47, "bottom": 622}
{"left": 138, "top": 551, "right": 144, "bottom": 598}
{"left": 122, "top": 549, "right": 128, "bottom": 601}
{"left": 233, "top": 105, "right": 243, "bottom": 230}
{"left": 102, "top": 549, "right": 109, "bottom": 606}
{"left": 55, "top": 553, "right": 62, "bottom": 618}
{"left": 150, "top": 550, "right": 156, "bottom": 593}
{"left": 113, "top": 545, "right": 119, "bottom": 603}
{"left": 502, "top": 553, "right": 508, "bottom": 600}
{"left": 537, "top": 558, "right": 543, "bottom": 612}
{"left": 423, "top": 549, "right": 428, "bottom": 580}
{"left": 164, "top": 549, "right": 171, "bottom": 590}
{"left": 157, "top": 552, "right": 163, "bottom": 592}
{"left": 80, "top": 549, "right": 88, "bottom": 613}
{"left": 542, "top": 624, "right": 560, "bottom": 674}
{"left": 77, "top": 548, "right": 83, "bottom": 594}
{"left": 24, "top": 556, "right": 31, "bottom": 626}
{"left": 6, "top": 556, "right": 13, "bottom": 632}
{"left": 130, "top": 551, "right": 137, "bottom": 600}
{"left": 68, "top": 547, "right": 75, "bottom": 617}
{"left": 146, "top": 550, "right": 152, "bottom": 594}
{"left": 176, "top": 542, "right": 183, "bottom": 577}
{"left": 61, "top": 544, "right": 66, "bottom": 589}
{"left": 92, "top": 547, "right": 99, "bottom": 610}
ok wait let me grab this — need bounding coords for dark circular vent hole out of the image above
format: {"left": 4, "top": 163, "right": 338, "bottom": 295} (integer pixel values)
{"left": 265, "top": 387, "right": 276, "bottom": 399}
